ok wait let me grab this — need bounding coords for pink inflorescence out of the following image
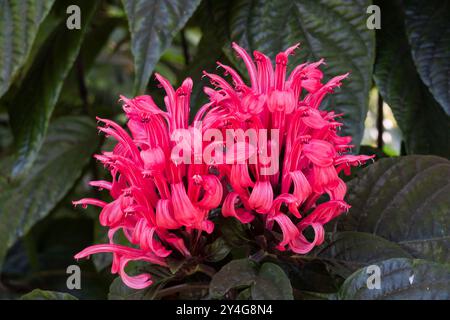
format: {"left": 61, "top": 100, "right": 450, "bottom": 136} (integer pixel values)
{"left": 73, "top": 75, "right": 222, "bottom": 289}
{"left": 73, "top": 43, "right": 373, "bottom": 289}
{"left": 197, "top": 43, "right": 373, "bottom": 254}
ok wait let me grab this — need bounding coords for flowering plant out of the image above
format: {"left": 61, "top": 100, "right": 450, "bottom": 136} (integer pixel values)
{"left": 1, "top": 0, "right": 448, "bottom": 302}
{"left": 73, "top": 43, "right": 373, "bottom": 290}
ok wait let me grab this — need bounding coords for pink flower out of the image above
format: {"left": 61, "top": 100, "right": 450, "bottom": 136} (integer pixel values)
{"left": 73, "top": 75, "right": 222, "bottom": 289}
{"left": 198, "top": 43, "right": 373, "bottom": 254}
{"left": 74, "top": 43, "right": 374, "bottom": 289}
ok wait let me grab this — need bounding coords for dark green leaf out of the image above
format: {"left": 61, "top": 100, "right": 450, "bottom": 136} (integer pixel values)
{"left": 209, "top": 258, "right": 257, "bottom": 298}
{"left": 404, "top": 0, "right": 450, "bottom": 115}
{"left": 228, "top": 0, "right": 375, "bottom": 148}
{"left": 315, "top": 231, "right": 412, "bottom": 278}
{"left": 236, "top": 288, "right": 252, "bottom": 300}
{"left": 373, "top": 0, "right": 450, "bottom": 157}
{"left": 251, "top": 262, "right": 293, "bottom": 300}
{"left": 337, "top": 258, "right": 450, "bottom": 300}
{"left": 182, "top": 0, "right": 231, "bottom": 113}
{"left": 0, "top": 0, "right": 55, "bottom": 97}
{"left": 204, "top": 237, "right": 231, "bottom": 262}
{"left": 219, "top": 216, "right": 251, "bottom": 248}
{"left": 0, "top": 116, "right": 98, "bottom": 266}
{"left": 79, "top": 17, "right": 123, "bottom": 73}
{"left": 20, "top": 289, "right": 78, "bottom": 300}
{"left": 338, "top": 156, "right": 450, "bottom": 264}
{"left": 279, "top": 259, "right": 341, "bottom": 293}
{"left": 121, "top": 0, "right": 202, "bottom": 94}
{"left": 7, "top": 0, "right": 98, "bottom": 177}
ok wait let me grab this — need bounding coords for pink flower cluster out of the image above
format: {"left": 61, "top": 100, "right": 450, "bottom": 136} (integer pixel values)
{"left": 74, "top": 43, "right": 373, "bottom": 289}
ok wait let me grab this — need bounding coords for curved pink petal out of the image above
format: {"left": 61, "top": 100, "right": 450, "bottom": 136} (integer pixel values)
{"left": 248, "top": 181, "right": 273, "bottom": 214}
{"left": 222, "top": 192, "right": 255, "bottom": 223}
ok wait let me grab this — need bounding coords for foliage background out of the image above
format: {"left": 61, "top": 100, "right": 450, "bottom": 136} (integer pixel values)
{"left": 0, "top": 0, "right": 449, "bottom": 300}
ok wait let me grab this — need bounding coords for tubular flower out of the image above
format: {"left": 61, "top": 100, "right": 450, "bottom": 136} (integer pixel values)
{"left": 197, "top": 43, "right": 373, "bottom": 254}
{"left": 73, "top": 75, "right": 222, "bottom": 289}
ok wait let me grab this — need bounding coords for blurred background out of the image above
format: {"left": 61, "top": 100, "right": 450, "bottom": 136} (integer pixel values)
{"left": 0, "top": 0, "right": 448, "bottom": 299}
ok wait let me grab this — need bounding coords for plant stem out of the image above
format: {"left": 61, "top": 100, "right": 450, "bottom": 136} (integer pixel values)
{"left": 180, "top": 30, "right": 190, "bottom": 65}
{"left": 377, "top": 93, "right": 384, "bottom": 149}
{"left": 196, "top": 264, "right": 216, "bottom": 278}
{"left": 76, "top": 55, "right": 90, "bottom": 116}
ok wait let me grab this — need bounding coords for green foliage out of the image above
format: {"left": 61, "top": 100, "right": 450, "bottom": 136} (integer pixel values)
{"left": 0, "top": 116, "right": 98, "bottom": 266}
{"left": 204, "top": 237, "right": 232, "bottom": 263}
{"left": 336, "top": 258, "right": 450, "bottom": 300}
{"left": 0, "top": 0, "right": 55, "bottom": 97}
{"left": 373, "top": 0, "right": 450, "bottom": 157}
{"left": 0, "top": 0, "right": 449, "bottom": 301}
{"left": 209, "top": 258, "right": 258, "bottom": 298}
{"left": 314, "top": 231, "right": 412, "bottom": 278}
{"left": 7, "top": 0, "right": 98, "bottom": 177}
{"left": 209, "top": 259, "right": 293, "bottom": 300}
{"left": 227, "top": 0, "right": 375, "bottom": 148}
{"left": 251, "top": 262, "right": 293, "bottom": 300}
{"left": 121, "top": 0, "right": 202, "bottom": 94}
{"left": 337, "top": 156, "right": 450, "bottom": 264}
{"left": 20, "top": 289, "right": 78, "bottom": 300}
{"left": 404, "top": 0, "right": 450, "bottom": 115}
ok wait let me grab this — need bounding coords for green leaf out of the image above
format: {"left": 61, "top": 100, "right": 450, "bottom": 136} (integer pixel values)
{"left": 338, "top": 155, "right": 450, "bottom": 264}
{"left": 218, "top": 216, "right": 251, "bottom": 248}
{"left": 0, "top": 116, "right": 98, "bottom": 266}
{"left": 20, "top": 289, "right": 78, "bottom": 300}
{"left": 0, "top": 0, "right": 55, "bottom": 97}
{"left": 181, "top": 0, "right": 231, "bottom": 113}
{"left": 280, "top": 259, "right": 341, "bottom": 293}
{"left": 7, "top": 0, "right": 98, "bottom": 177}
{"left": 373, "top": 0, "right": 450, "bottom": 157}
{"left": 404, "top": 0, "right": 450, "bottom": 115}
{"left": 121, "top": 0, "right": 202, "bottom": 94}
{"left": 315, "top": 231, "right": 412, "bottom": 278}
{"left": 204, "top": 237, "right": 232, "bottom": 262}
{"left": 108, "top": 265, "right": 174, "bottom": 300}
{"left": 251, "top": 262, "right": 293, "bottom": 300}
{"left": 337, "top": 258, "right": 450, "bottom": 300}
{"left": 209, "top": 258, "right": 258, "bottom": 298}
{"left": 227, "top": 0, "right": 375, "bottom": 148}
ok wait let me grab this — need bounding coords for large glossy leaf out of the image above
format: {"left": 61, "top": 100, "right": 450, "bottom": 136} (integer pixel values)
{"left": 210, "top": 258, "right": 293, "bottom": 300}
{"left": 404, "top": 0, "right": 450, "bottom": 115}
{"left": 228, "top": 0, "right": 375, "bottom": 147}
{"left": 373, "top": 0, "right": 450, "bottom": 157}
{"left": 204, "top": 237, "right": 231, "bottom": 263}
{"left": 20, "top": 289, "right": 78, "bottom": 300}
{"left": 181, "top": 0, "right": 231, "bottom": 113}
{"left": 218, "top": 215, "right": 251, "bottom": 248}
{"left": 7, "top": 0, "right": 98, "bottom": 177}
{"left": 337, "top": 258, "right": 450, "bottom": 300}
{"left": 121, "top": 0, "right": 202, "bottom": 94}
{"left": 0, "top": 0, "right": 55, "bottom": 97}
{"left": 315, "top": 231, "right": 412, "bottom": 278}
{"left": 338, "top": 156, "right": 450, "bottom": 264}
{"left": 209, "top": 258, "right": 258, "bottom": 298}
{"left": 251, "top": 262, "right": 293, "bottom": 300}
{"left": 0, "top": 116, "right": 98, "bottom": 266}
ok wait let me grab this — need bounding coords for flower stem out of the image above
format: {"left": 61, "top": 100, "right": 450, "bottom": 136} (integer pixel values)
{"left": 196, "top": 264, "right": 216, "bottom": 278}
